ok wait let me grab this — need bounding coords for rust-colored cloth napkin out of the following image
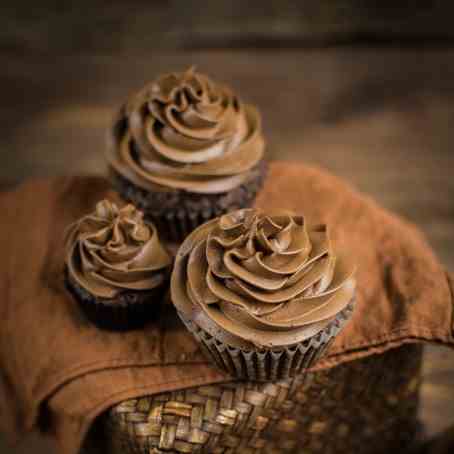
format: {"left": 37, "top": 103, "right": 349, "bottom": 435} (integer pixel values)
{"left": 0, "top": 162, "right": 452, "bottom": 454}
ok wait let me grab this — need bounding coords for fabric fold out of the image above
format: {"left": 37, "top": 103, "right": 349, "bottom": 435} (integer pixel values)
{"left": 448, "top": 272, "right": 454, "bottom": 335}
{"left": 0, "top": 162, "right": 452, "bottom": 454}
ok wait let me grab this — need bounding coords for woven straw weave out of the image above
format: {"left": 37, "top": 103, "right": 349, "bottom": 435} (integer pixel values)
{"left": 103, "top": 344, "right": 422, "bottom": 454}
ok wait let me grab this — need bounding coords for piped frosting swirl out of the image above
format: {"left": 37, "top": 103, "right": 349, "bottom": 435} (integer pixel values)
{"left": 65, "top": 200, "right": 172, "bottom": 298}
{"left": 171, "top": 209, "right": 356, "bottom": 348}
{"left": 106, "top": 67, "right": 265, "bottom": 194}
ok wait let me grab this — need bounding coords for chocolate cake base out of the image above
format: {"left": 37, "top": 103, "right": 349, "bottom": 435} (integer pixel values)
{"left": 110, "top": 160, "right": 268, "bottom": 243}
{"left": 102, "top": 344, "right": 423, "bottom": 454}
{"left": 65, "top": 270, "right": 167, "bottom": 331}
{"left": 178, "top": 301, "right": 354, "bottom": 381}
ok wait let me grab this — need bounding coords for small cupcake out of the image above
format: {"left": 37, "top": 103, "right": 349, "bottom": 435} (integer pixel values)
{"left": 171, "top": 209, "right": 356, "bottom": 381}
{"left": 106, "top": 67, "right": 267, "bottom": 243}
{"left": 64, "top": 200, "right": 172, "bottom": 331}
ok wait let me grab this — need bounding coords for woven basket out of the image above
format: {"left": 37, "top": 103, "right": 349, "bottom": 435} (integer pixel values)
{"left": 102, "top": 344, "right": 422, "bottom": 454}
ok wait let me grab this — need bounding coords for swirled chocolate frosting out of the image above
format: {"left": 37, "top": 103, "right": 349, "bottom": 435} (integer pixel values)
{"left": 106, "top": 67, "right": 265, "bottom": 194}
{"left": 65, "top": 200, "right": 172, "bottom": 299}
{"left": 172, "top": 209, "right": 356, "bottom": 348}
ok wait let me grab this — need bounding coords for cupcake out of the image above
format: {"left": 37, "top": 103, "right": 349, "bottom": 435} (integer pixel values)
{"left": 106, "top": 67, "right": 267, "bottom": 243}
{"left": 64, "top": 200, "right": 172, "bottom": 331}
{"left": 171, "top": 208, "right": 356, "bottom": 380}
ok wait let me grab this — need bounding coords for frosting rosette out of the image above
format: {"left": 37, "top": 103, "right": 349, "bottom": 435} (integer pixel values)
{"left": 172, "top": 208, "right": 356, "bottom": 349}
{"left": 106, "top": 67, "right": 265, "bottom": 194}
{"left": 65, "top": 200, "right": 171, "bottom": 299}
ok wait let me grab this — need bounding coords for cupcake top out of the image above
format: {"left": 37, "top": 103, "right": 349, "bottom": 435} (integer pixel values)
{"left": 106, "top": 67, "right": 265, "bottom": 194}
{"left": 65, "top": 200, "right": 172, "bottom": 299}
{"left": 171, "top": 209, "right": 356, "bottom": 348}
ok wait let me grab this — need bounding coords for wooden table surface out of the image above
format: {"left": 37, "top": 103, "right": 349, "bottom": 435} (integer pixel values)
{"left": 0, "top": 49, "right": 453, "bottom": 453}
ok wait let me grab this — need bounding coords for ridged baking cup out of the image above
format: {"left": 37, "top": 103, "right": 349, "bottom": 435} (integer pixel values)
{"left": 110, "top": 161, "right": 268, "bottom": 243}
{"left": 65, "top": 271, "right": 166, "bottom": 331}
{"left": 178, "top": 301, "right": 354, "bottom": 381}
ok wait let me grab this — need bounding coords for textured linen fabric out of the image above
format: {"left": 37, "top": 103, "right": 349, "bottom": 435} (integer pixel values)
{"left": 0, "top": 162, "right": 452, "bottom": 454}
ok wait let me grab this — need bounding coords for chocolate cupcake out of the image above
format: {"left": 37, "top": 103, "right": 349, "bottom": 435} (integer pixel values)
{"left": 171, "top": 208, "right": 356, "bottom": 380}
{"left": 106, "top": 67, "right": 267, "bottom": 243}
{"left": 64, "top": 200, "right": 172, "bottom": 331}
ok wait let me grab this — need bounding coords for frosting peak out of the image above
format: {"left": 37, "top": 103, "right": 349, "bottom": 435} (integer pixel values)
{"left": 65, "top": 200, "right": 171, "bottom": 298}
{"left": 172, "top": 209, "right": 356, "bottom": 348}
{"left": 106, "top": 68, "right": 265, "bottom": 194}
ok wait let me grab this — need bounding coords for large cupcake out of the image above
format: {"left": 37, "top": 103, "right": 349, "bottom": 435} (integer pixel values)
{"left": 64, "top": 200, "right": 172, "bottom": 331}
{"left": 171, "top": 208, "right": 356, "bottom": 380}
{"left": 106, "top": 67, "right": 267, "bottom": 242}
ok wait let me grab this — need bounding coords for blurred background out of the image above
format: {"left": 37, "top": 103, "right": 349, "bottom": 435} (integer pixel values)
{"left": 1, "top": 1, "right": 453, "bottom": 453}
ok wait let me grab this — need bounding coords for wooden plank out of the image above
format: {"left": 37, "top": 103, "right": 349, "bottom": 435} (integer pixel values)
{"left": 2, "top": 2, "right": 454, "bottom": 55}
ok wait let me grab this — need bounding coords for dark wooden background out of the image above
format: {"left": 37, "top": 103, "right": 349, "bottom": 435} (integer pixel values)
{"left": 1, "top": 2, "right": 453, "bottom": 453}
{"left": 2, "top": 1, "right": 454, "bottom": 54}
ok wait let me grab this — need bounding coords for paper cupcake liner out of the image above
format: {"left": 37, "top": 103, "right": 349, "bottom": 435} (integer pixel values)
{"left": 149, "top": 208, "right": 223, "bottom": 245}
{"left": 110, "top": 160, "right": 268, "bottom": 243}
{"left": 178, "top": 302, "right": 354, "bottom": 381}
{"left": 65, "top": 270, "right": 166, "bottom": 331}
